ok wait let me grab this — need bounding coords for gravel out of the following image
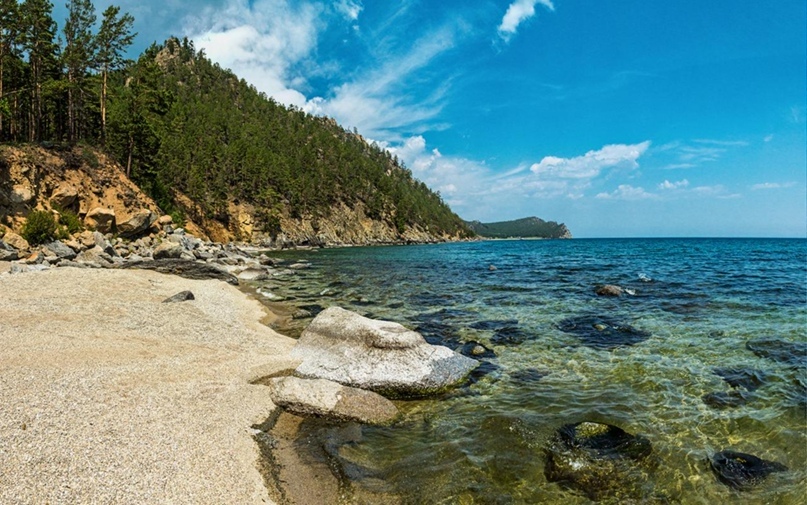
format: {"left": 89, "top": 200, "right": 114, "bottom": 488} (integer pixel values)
{"left": 0, "top": 266, "right": 299, "bottom": 504}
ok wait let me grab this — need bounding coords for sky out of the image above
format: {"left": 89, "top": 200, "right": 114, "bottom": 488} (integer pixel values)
{"left": 54, "top": 0, "right": 807, "bottom": 237}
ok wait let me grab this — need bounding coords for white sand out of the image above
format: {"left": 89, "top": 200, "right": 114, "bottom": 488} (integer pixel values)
{"left": 0, "top": 266, "right": 299, "bottom": 504}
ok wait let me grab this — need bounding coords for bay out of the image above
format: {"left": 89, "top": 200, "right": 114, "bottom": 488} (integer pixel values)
{"left": 256, "top": 238, "right": 806, "bottom": 504}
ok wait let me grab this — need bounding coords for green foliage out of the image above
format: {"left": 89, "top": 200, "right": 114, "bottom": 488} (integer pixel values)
{"left": 104, "top": 39, "right": 472, "bottom": 239}
{"left": 21, "top": 209, "right": 58, "bottom": 245}
{"left": 466, "top": 217, "right": 570, "bottom": 239}
{"left": 57, "top": 208, "right": 83, "bottom": 234}
{"left": 80, "top": 146, "right": 99, "bottom": 168}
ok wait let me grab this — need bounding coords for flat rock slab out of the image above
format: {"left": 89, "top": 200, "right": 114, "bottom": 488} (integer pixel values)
{"left": 291, "top": 306, "right": 479, "bottom": 398}
{"left": 121, "top": 258, "right": 238, "bottom": 285}
{"left": 267, "top": 376, "right": 398, "bottom": 425}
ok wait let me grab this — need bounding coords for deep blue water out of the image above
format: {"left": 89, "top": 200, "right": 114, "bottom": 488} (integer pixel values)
{"left": 258, "top": 238, "right": 807, "bottom": 504}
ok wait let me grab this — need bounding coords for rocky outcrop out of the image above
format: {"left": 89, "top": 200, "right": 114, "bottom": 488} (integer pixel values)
{"left": 0, "top": 145, "right": 164, "bottom": 236}
{"left": 290, "top": 307, "right": 479, "bottom": 397}
{"left": 121, "top": 259, "right": 238, "bottom": 285}
{"left": 267, "top": 376, "right": 398, "bottom": 425}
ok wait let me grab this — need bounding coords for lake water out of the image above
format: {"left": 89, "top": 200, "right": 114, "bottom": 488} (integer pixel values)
{"left": 256, "top": 238, "right": 806, "bottom": 504}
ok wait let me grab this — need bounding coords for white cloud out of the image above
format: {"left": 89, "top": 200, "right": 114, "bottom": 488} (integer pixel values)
{"left": 304, "top": 24, "right": 459, "bottom": 139}
{"left": 335, "top": 0, "right": 362, "bottom": 21}
{"left": 751, "top": 182, "right": 796, "bottom": 190}
{"left": 763, "top": 134, "right": 774, "bottom": 142}
{"left": 188, "top": 0, "right": 322, "bottom": 108}
{"left": 530, "top": 141, "right": 651, "bottom": 179}
{"left": 658, "top": 179, "right": 689, "bottom": 190}
{"left": 497, "top": 0, "right": 554, "bottom": 41}
{"left": 596, "top": 185, "right": 655, "bottom": 200}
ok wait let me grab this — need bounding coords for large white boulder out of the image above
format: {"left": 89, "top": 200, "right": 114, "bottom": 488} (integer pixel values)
{"left": 291, "top": 307, "right": 479, "bottom": 397}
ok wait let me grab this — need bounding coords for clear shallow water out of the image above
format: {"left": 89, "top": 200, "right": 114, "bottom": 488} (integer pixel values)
{"left": 258, "top": 238, "right": 806, "bottom": 504}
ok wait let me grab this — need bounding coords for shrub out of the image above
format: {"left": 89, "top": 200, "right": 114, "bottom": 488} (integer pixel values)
{"left": 57, "top": 208, "right": 84, "bottom": 235}
{"left": 21, "top": 210, "right": 58, "bottom": 245}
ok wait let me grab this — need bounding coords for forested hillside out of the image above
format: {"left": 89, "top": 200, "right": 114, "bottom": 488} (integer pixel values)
{"left": 0, "top": 1, "right": 472, "bottom": 244}
{"left": 466, "top": 217, "right": 572, "bottom": 239}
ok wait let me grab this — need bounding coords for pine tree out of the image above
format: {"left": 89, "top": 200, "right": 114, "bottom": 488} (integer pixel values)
{"left": 20, "top": 0, "right": 58, "bottom": 142}
{"left": 0, "top": 0, "right": 20, "bottom": 139}
{"left": 62, "top": 0, "right": 95, "bottom": 142}
{"left": 95, "top": 5, "right": 134, "bottom": 144}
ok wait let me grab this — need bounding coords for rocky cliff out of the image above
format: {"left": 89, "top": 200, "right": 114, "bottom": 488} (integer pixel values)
{"left": 0, "top": 144, "right": 466, "bottom": 246}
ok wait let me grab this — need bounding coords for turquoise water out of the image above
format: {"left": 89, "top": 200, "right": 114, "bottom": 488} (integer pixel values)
{"left": 258, "top": 238, "right": 806, "bottom": 504}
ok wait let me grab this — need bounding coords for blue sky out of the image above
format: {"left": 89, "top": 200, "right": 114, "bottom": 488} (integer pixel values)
{"left": 55, "top": 1, "right": 806, "bottom": 237}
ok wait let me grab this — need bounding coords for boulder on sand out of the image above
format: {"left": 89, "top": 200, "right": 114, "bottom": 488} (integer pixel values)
{"left": 291, "top": 307, "right": 479, "bottom": 397}
{"left": 267, "top": 376, "right": 398, "bottom": 425}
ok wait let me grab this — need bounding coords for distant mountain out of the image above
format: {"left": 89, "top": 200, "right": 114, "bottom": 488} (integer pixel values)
{"left": 465, "top": 217, "right": 572, "bottom": 239}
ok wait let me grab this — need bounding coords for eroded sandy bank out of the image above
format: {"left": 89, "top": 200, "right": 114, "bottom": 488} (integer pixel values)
{"left": 0, "top": 266, "right": 299, "bottom": 504}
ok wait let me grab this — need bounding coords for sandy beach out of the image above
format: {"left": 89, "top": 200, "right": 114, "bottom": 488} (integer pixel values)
{"left": 0, "top": 266, "right": 299, "bottom": 504}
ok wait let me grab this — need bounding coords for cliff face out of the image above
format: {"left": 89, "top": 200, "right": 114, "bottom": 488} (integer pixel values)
{"left": 0, "top": 145, "right": 171, "bottom": 234}
{"left": 0, "top": 145, "right": 464, "bottom": 247}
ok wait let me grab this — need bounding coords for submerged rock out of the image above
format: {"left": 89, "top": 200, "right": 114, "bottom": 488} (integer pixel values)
{"left": 709, "top": 450, "right": 788, "bottom": 490}
{"left": 557, "top": 315, "right": 651, "bottom": 350}
{"left": 746, "top": 338, "right": 807, "bottom": 368}
{"left": 291, "top": 307, "right": 479, "bottom": 397}
{"left": 544, "top": 421, "right": 654, "bottom": 501}
{"left": 702, "top": 390, "right": 750, "bottom": 409}
{"left": 267, "top": 376, "right": 398, "bottom": 425}
{"left": 509, "top": 368, "right": 549, "bottom": 386}
{"left": 595, "top": 284, "right": 624, "bottom": 297}
{"left": 712, "top": 367, "right": 768, "bottom": 391}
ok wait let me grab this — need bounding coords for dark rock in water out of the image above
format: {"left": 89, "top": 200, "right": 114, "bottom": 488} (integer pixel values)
{"left": 490, "top": 326, "right": 531, "bottom": 346}
{"left": 470, "top": 319, "right": 519, "bottom": 331}
{"left": 458, "top": 341, "right": 496, "bottom": 359}
{"left": 297, "top": 304, "right": 325, "bottom": 317}
{"left": 746, "top": 338, "right": 807, "bottom": 368}
{"left": 509, "top": 368, "right": 549, "bottom": 386}
{"left": 557, "top": 316, "right": 651, "bottom": 350}
{"left": 292, "top": 309, "right": 312, "bottom": 320}
{"left": 544, "top": 421, "right": 653, "bottom": 501}
{"left": 120, "top": 259, "right": 238, "bottom": 285}
{"left": 709, "top": 450, "right": 788, "bottom": 490}
{"left": 595, "top": 284, "right": 624, "bottom": 297}
{"left": 162, "top": 290, "right": 195, "bottom": 303}
{"left": 712, "top": 367, "right": 768, "bottom": 391}
{"left": 702, "top": 390, "right": 750, "bottom": 409}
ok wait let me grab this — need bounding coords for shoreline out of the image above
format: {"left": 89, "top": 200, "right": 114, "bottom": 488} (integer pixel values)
{"left": 0, "top": 266, "right": 300, "bottom": 504}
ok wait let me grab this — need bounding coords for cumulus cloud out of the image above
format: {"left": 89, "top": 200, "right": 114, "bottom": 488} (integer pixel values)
{"left": 751, "top": 182, "right": 796, "bottom": 190}
{"left": 188, "top": 0, "right": 322, "bottom": 107}
{"left": 530, "top": 141, "right": 651, "bottom": 179}
{"left": 497, "top": 0, "right": 555, "bottom": 41}
{"left": 658, "top": 179, "right": 689, "bottom": 190}
{"left": 596, "top": 185, "right": 655, "bottom": 200}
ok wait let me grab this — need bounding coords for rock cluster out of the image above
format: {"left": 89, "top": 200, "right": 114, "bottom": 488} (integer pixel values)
{"left": 0, "top": 217, "right": 285, "bottom": 282}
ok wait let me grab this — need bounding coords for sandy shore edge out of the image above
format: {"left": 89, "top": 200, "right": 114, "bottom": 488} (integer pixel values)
{"left": 0, "top": 265, "right": 299, "bottom": 504}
